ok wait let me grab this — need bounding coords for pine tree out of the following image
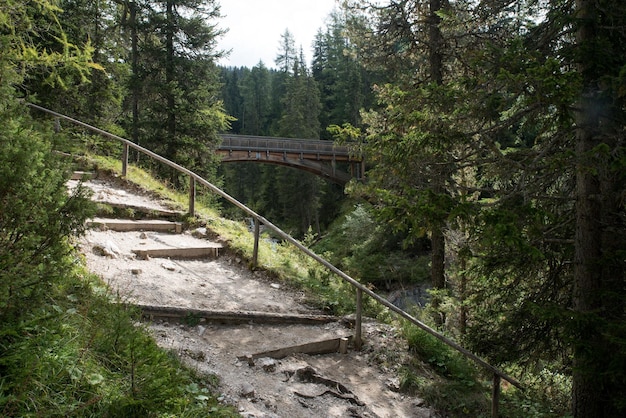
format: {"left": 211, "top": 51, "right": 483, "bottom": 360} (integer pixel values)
{"left": 0, "top": 0, "right": 95, "bottom": 320}
{"left": 240, "top": 63, "right": 272, "bottom": 135}
{"left": 129, "top": 0, "right": 228, "bottom": 183}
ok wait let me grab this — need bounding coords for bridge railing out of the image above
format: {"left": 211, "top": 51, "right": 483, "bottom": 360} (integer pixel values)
{"left": 218, "top": 134, "right": 357, "bottom": 158}
{"left": 28, "top": 103, "right": 522, "bottom": 417}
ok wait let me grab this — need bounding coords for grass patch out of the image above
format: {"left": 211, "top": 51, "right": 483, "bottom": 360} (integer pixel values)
{"left": 0, "top": 267, "right": 237, "bottom": 417}
{"left": 399, "top": 321, "right": 491, "bottom": 416}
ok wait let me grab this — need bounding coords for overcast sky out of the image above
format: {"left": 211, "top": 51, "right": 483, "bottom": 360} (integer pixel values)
{"left": 218, "top": 0, "right": 339, "bottom": 69}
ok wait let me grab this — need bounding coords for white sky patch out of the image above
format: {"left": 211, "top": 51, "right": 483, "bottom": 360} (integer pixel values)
{"left": 218, "top": 0, "right": 338, "bottom": 68}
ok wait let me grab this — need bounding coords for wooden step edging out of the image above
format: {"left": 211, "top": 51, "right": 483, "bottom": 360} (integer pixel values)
{"left": 103, "top": 202, "right": 183, "bottom": 219}
{"left": 135, "top": 304, "right": 339, "bottom": 325}
{"left": 132, "top": 245, "right": 222, "bottom": 259}
{"left": 71, "top": 171, "right": 96, "bottom": 180}
{"left": 88, "top": 218, "right": 183, "bottom": 233}
{"left": 238, "top": 336, "right": 353, "bottom": 363}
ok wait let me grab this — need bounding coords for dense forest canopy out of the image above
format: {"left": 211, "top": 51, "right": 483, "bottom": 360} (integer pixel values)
{"left": 0, "top": 0, "right": 624, "bottom": 416}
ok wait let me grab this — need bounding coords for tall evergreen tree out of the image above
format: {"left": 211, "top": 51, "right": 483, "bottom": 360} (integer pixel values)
{"left": 240, "top": 62, "right": 272, "bottom": 135}
{"left": 343, "top": 0, "right": 473, "bottom": 292}
{"left": 275, "top": 56, "right": 324, "bottom": 236}
{"left": 129, "top": 0, "right": 228, "bottom": 183}
{"left": 19, "top": 0, "right": 117, "bottom": 124}
{"left": 219, "top": 66, "right": 245, "bottom": 133}
{"left": 312, "top": 11, "right": 375, "bottom": 139}
{"left": 275, "top": 29, "right": 297, "bottom": 74}
{"left": 1, "top": 0, "right": 95, "bottom": 320}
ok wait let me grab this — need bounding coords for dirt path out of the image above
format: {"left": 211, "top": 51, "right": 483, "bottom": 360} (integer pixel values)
{"left": 75, "top": 176, "right": 438, "bottom": 418}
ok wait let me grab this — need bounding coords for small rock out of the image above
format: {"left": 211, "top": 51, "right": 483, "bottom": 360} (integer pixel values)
{"left": 197, "top": 325, "right": 206, "bottom": 336}
{"left": 92, "top": 240, "right": 122, "bottom": 258}
{"left": 414, "top": 397, "right": 427, "bottom": 407}
{"left": 259, "top": 358, "right": 277, "bottom": 372}
{"left": 161, "top": 260, "right": 177, "bottom": 271}
{"left": 240, "top": 382, "right": 255, "bottom": 398}
{"left": 386, "top": 377, "right": 401, "bottom": 392}
{"left": 270, "top": 283, "right": 281, "bottom": 289}
{"left": 131, "top": 268, "right": 142, "bottom": 275}
{"left": 139, "top": 232, "right": 148, "bottom": 239}
{"left": 192, "top": 227, "right": 208, "bottom": 238}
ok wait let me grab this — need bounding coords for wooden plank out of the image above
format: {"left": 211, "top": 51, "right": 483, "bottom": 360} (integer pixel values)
{"left": 188, "top": 176, "right": 196, "bottom": 217}
{"left": 135, "top": 304, "right": 338, "bottom": 325}
{"left": 104, "top": 202, "right": 182, "bottom": 218}
{"left": 492, "top": 373, "right": 501, "bottom": 418}
{"left": 237, "top": 335, "right": 353, "bottom": 361}
{"left": 132, "top": 246, "right": 221, "bottom": 259}
{"left": 88, "top": 218, "right": 182, "bottom": 233}
{"left": 71, "top": 171, "right": 95, "bottom": 180}
{"left": 252, "top": 218, "right": 260, "bottom": 268}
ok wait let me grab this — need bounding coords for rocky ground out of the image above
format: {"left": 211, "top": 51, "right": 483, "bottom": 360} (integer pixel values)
{"left": 74, "top": 175, "right": 439, "bottom": 418}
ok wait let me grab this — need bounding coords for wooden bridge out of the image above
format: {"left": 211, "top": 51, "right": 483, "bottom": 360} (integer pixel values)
{"left": 217, "top": 134, "right": 363, "bottom": 184}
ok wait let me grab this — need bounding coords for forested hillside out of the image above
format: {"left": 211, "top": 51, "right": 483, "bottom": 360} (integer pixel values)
{"left": 217, "top": 15, "right": 381, "bottom": 237}
{"left": 1, "top": 0, "right": 624, "bottom": 416}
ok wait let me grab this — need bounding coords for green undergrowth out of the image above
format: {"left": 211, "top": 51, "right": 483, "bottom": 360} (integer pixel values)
{"left": 0, "top": 265, "right": 237, "bottom": 417}
{"left": 396, "top": 313, "right": 571, "bottom": 417}
{"left": 399, "top": 319, "right": 492, "bottom": 416}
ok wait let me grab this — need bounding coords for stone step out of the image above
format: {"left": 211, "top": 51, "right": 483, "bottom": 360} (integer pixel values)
{"left": 88, "top": 218, "right": 183, "bottom": 233}
{"left": 132, "top": 244, "right": 222, "bottom": 260}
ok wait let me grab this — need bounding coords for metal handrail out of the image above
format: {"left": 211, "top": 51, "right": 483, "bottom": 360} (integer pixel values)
{"left": 218, "top": 134, "right": 356, "bottom": 157}
{"left": 27, "top": 103, "right": 522, "bottom": 416}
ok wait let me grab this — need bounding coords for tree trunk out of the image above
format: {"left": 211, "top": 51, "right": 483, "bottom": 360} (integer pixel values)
{"left": 572, "top": 90, "right": 604, "bottom": 417}
{"left": 428, "top": 0, "right": 446, "bottom": 292}
{"left": 431, "top": 228, "right": 446, "bottom": 289}
{"left": 428, "top": 0, "right": 443, "bottom": 85}
{"left": 572, "top": 0, "right": 626, "bottom": 415}
{"left": 165, "top": 0, "right": 178, "bottom": 185}
{"left": 130, "top": 2, "right": 139, "bottom": 159}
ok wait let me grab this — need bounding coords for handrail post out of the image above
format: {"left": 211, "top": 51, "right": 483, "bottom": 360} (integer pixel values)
{"left": 252, "top": 218, "right": 260, "bottom": 268}
{"left": 188, "top": 176, "right": 196, "bottom": 217}
{"left": 355, "top": 288, "right": 363, "bottom": 350}
{"left": 122, "top": 143, "right": 129, "bottom": 177}
{"left": 492, "top": 373, "right": 501, "bottom": 418}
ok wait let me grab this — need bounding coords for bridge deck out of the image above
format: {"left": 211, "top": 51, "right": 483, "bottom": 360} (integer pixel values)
{"left": 218, "top": 134, "right": 358, "bottom": 161}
